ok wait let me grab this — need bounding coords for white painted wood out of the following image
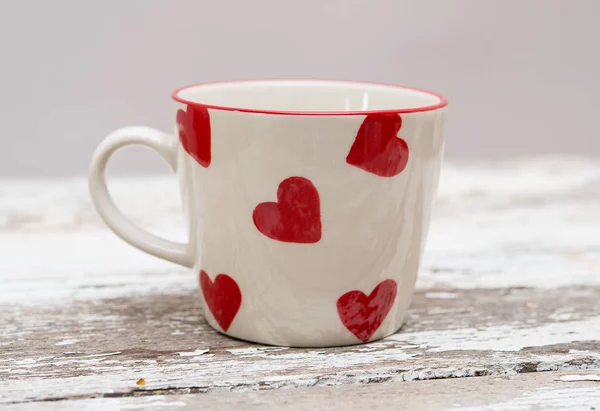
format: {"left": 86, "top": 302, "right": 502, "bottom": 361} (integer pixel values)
{"left": 557, "top": 374, "right": 600, "bottom": 382}
{"left": 3, "top": 372, "right": 599, "bottom": 410}
{"left": 2, "top": 156, "right": 600, "bottom": 306}
{"left": 1, "top": 156, "right": 600, "bottom": 406}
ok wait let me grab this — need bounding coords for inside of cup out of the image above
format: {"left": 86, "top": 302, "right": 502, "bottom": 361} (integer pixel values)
{"left": 173, "top": 80, "right": 446, "bottom": 114}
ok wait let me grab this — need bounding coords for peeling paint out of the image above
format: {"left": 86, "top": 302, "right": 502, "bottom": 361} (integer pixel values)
{"left": 557, "top": 374, "right": 600, "bottom": 382}
{"left": 55, "top": 339, "right": 79, "bottom": 346}
{"left": 227, "top": 347, "right": 290, "bottom": 356}
{"left": 176, "top": 349, "right": 209, "bottom": 357}
{"left": 389, "top": 317, "right": 600, "bottom": 352}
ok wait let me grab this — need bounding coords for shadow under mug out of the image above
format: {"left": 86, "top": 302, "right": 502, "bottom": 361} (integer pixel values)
{"left": 89, "top": 79, "right": 448, "bottom": 347}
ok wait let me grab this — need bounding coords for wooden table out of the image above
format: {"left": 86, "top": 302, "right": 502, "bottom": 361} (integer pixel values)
{"left": 1, "top": 157, "right": 599, "bottom": 410}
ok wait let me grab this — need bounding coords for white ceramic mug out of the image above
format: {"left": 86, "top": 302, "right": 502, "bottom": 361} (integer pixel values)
{"left": 89, "top": 80, "right": 447, "bottom": 347}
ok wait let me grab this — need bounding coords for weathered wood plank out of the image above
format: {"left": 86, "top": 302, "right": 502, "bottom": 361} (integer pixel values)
{"left": 3, "top": 372, "right": 600, "bottom": 410}
{"left": 2, "top": 157, "right": 600, "bottom": 308}
{"left": 1, "top": 286, "right": 599, "bottom": 403}
{"left": 1, "top": 157, "right": 600, "bottom": 404}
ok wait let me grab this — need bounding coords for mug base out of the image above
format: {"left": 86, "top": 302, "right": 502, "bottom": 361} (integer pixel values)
{"left": 207, "top": 321, "right": 408, "bottom": 348}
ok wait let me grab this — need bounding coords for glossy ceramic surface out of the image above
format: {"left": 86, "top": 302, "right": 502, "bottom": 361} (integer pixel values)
{"left": 89, "top": 80, "right": 447, "bottom": 347}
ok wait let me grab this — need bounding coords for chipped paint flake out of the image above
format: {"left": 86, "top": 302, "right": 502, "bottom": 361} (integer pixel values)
{"left": 557, "top": 374, "right": 600, "bottom": 382}
{"left": 227, "top": 347, "right": 289, "bottom": 356}
{"left": 55, "top": 339, "right": 79, "bottom": 346}
{"left": 176, "top": 349, "right": 209, "bottom": 357}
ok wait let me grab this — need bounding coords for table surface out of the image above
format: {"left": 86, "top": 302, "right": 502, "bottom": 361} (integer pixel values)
{"left": 1, "top": 157, "right": 600, "bottom": 410}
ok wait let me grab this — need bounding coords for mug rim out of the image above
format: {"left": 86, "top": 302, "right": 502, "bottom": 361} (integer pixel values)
{"left": 171, "top": 79, "right": 448, "bottom": 116}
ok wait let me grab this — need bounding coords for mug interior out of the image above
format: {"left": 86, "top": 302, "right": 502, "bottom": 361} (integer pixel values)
{"left": 173, "top": 80, "right": 446, "bottom": 115}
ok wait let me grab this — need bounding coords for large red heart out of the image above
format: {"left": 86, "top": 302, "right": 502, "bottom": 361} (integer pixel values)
{"left": 346, "top": 113, "right": 409, "bottom": 177}
{"left": 336, "top": 279, "right": 398, "bottom": 342}
{"left": 253, "top": 176, "right": 322, "bottom": 244}
{"left": 177, "top": 105, "right": 211, "bottom": 168}
{"left": 200, "top": 270, "right": 241, "bottom": 332}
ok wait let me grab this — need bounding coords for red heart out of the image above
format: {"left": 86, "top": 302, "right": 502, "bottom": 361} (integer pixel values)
{"left": 200, "top": 270, "right": 241, "bottom": 332}
{"left": 177, "top": 105, "right": 211, "bottom": 168}
{"left": 346, "top": 113, "right": 409, "bottom": 177}
{"left": 336, "top": 279, "right": 398, "bottom": 342}
{"left": 253, "top": 177, "right": 322, "bottom": 244}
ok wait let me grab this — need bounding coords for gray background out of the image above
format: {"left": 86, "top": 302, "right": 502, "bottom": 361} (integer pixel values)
{"left": 1, "top": 0, "right": 598, "bottom": 177}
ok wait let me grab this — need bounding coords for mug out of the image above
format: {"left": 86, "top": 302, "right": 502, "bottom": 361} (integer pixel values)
{"left": 89, "top": 80, "right": 447, "bottom": 347}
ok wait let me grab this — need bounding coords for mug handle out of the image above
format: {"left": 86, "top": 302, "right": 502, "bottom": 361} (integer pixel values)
{"left": 88, "top": 126, "right": 194, "bottom": 268}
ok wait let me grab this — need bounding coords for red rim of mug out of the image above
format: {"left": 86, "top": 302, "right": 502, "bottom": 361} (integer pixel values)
{"left": 171, "top": 79, "right": 448, "bottom": 116}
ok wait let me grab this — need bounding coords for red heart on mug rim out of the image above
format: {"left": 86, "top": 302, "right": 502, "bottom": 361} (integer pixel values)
{"left": 177, "top": 105, "right": 211, "bottom": 168}
{"left": 346, "top": 113, "right": 409, "bottom": 177}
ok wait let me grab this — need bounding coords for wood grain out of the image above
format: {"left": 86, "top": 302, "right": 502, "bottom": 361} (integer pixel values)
{"left": 1, "top": 157, "right": 600, "bottom": 406}
{"left": 5, "top": 371, "right": 599, "bottom": 411}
